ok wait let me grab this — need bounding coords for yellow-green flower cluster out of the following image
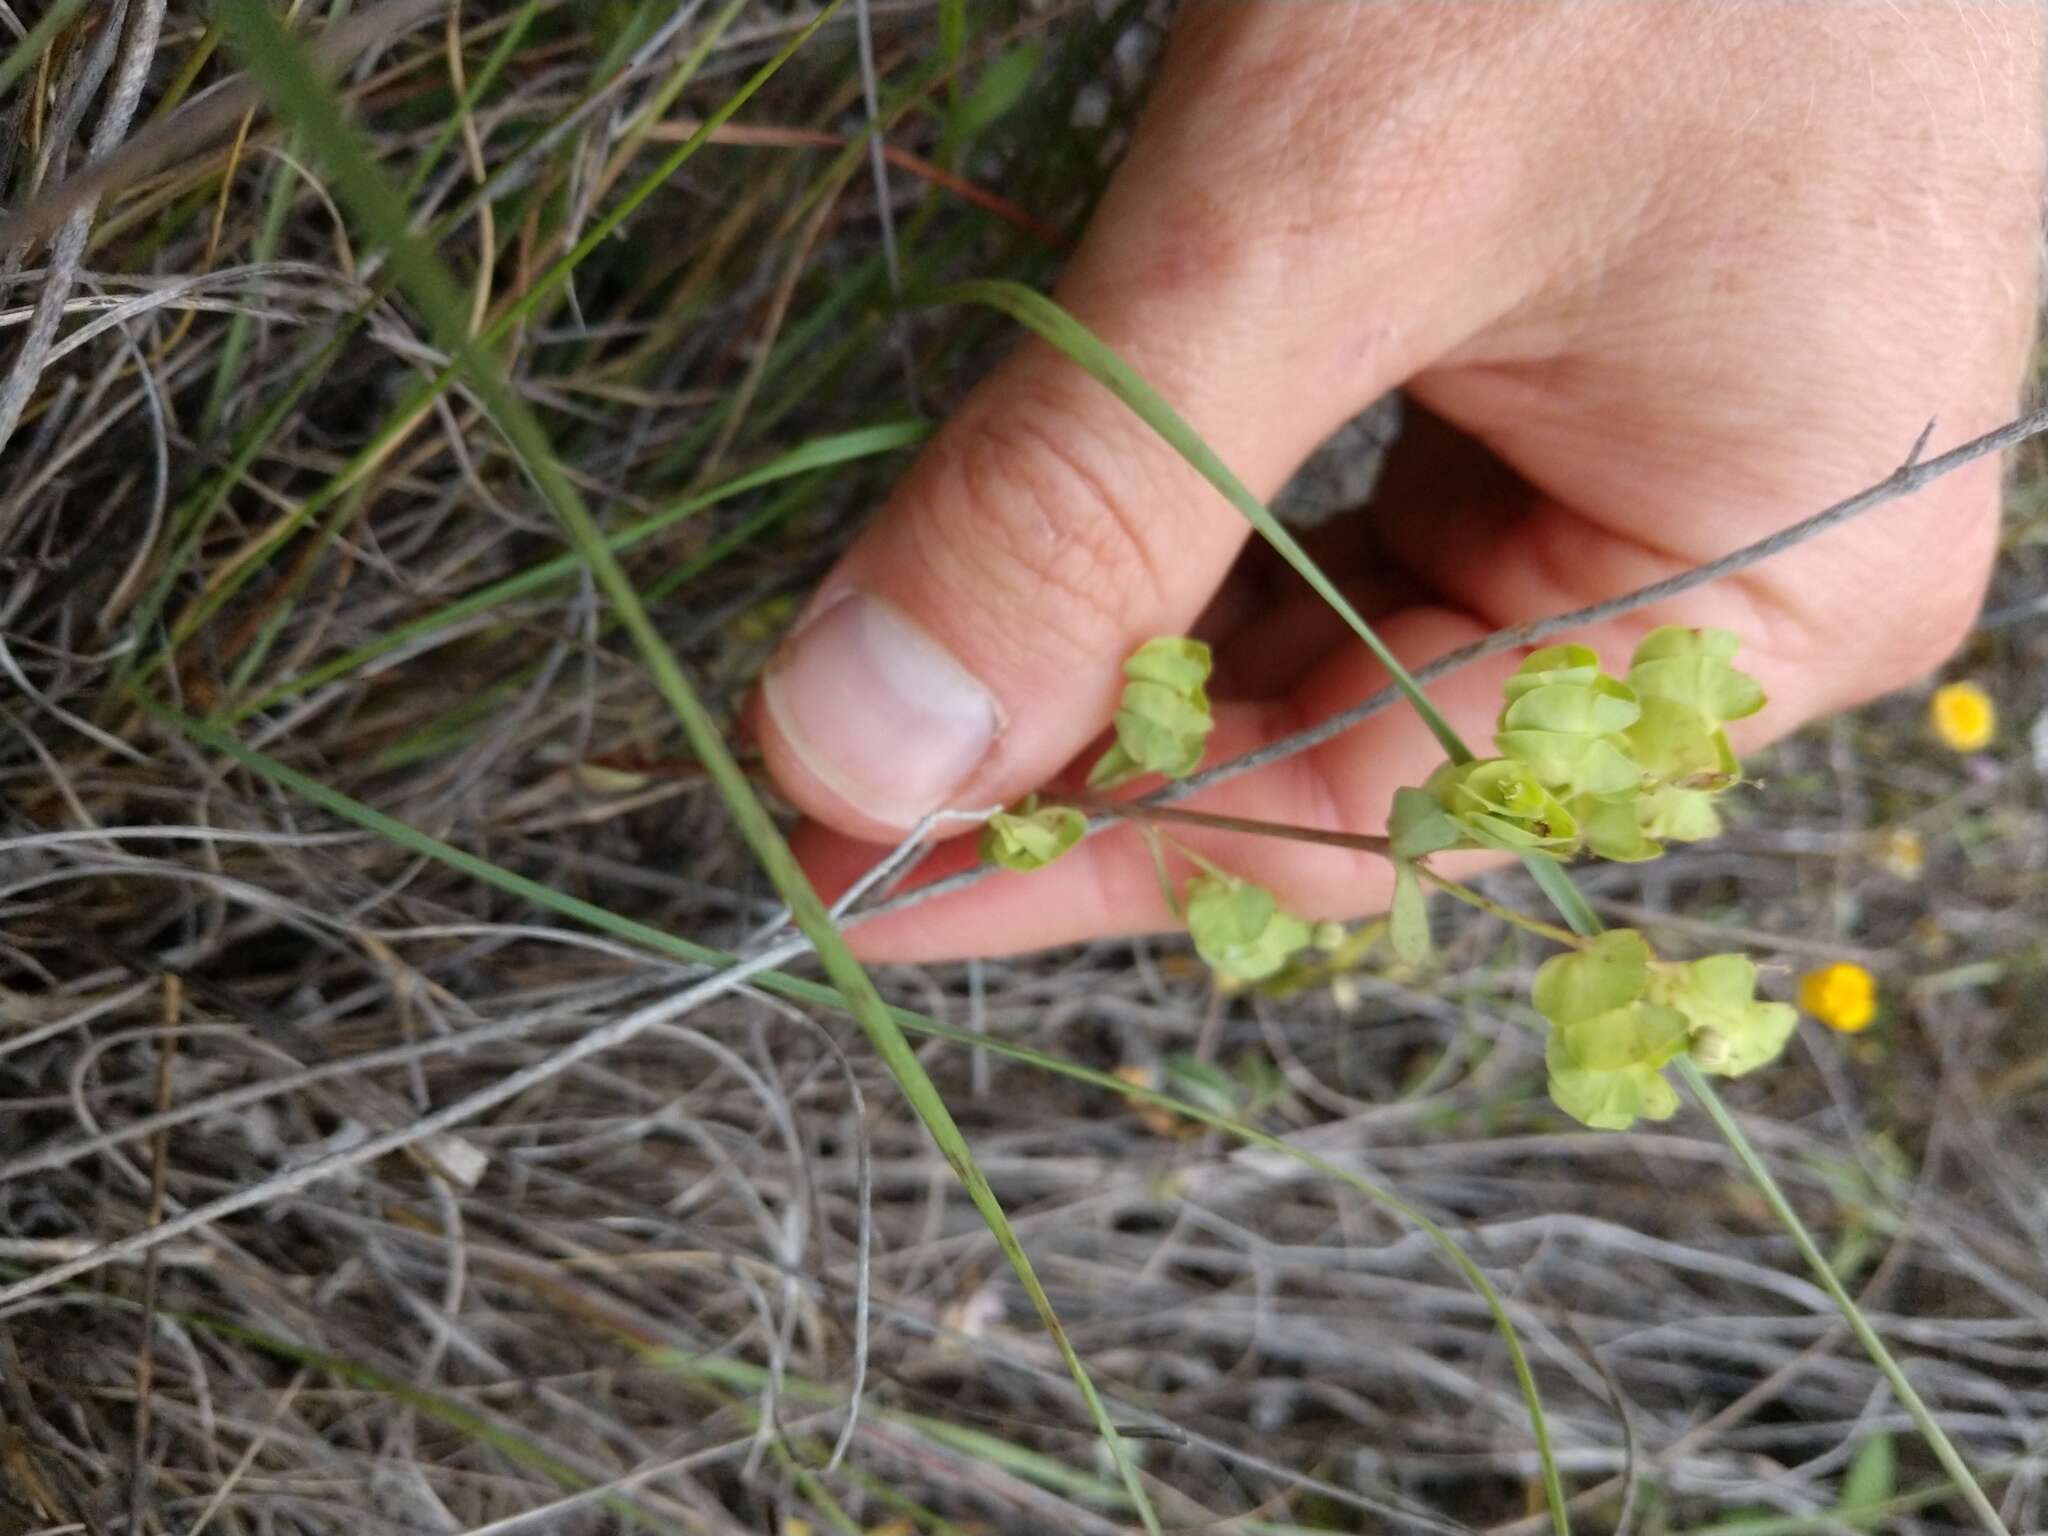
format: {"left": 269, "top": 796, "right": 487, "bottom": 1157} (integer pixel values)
{"left": 1416, "top": 628, "right": 1765, "bottom": 864}
{"left": 1536, "top": 929, "right": 1798, "bottom": 1129}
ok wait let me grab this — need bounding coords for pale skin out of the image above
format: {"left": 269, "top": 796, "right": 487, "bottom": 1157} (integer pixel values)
{"left": 750, "top": 3, "right": 2047, "bottom": 962}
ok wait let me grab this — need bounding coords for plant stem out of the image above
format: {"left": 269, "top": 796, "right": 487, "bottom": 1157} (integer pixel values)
{"left": 1081, "top": 795, "right": 1392, "bottom": 858}
{"left": 1674, "top": 1057, "right": 2011, "bottom": 1536}
{"left": 1419, "top": 868, "right": 1586, "bottom": 948}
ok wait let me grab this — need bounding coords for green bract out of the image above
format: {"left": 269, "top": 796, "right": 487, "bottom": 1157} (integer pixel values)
{"left": 1088, "top": 636, "right": 1215, "bottom": 790}
{"left": 1607, "top": 629, "right": 1765, "bottom": 854}
{"left": 1532, "top": 930, "right": 1688, "bottom": 1129}
{"left": 1627, "top": 626, "right": 1767, "bottom": 727}
{"left": 1184, "top": 874, "right": 1313, "bottom": 982}
{"left": 1427, "top": 758, "right": 1579, "bottom": 855}
{"left": 1501, "top": 643, "right": 1605, "bottom": 701}
{"left": 1546, "top": 1038, "right": 1680, "bottom": 1130}
{"left": 1649, "top": 952, "right": 1798, "bottom": 1077}
{"left": 1493, "top": 653, "right": 1644, "bottom": 801}
{"left": 1531, "top": 929, "right": 1799, "bottom": 1126}
{"left": 980, "top": 797, "right": 1086, "bottom": 872}
{"left": 1388, "top": 630, "right": 1766, "bottom": 868}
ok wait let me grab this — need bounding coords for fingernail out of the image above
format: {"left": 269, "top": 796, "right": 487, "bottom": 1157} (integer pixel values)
{"left": 763, "top": 591, "right": 999, "bottom": 826}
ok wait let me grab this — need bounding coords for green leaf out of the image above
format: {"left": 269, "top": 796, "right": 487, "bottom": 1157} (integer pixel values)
{"left": 1841, "top": 1433, "right": 1896, "bottom": 1530}
{"left": 1493, "top": 731, "right": 1642, "bottom": 799}
{"left": 1388, "top": 862, "right": 1431, "bottom": 966}
{"left": 1184, "top": 874, "right": 1314, "bottom": 982}
{"left": 1653, "top": 952, "right": 1799, "bottom": 1077}
{"left": 1637, "top": 783, "right": 1724, "bottom": 843}
{"left": 1622, "top": 695, "right": 1737, "bottom": 786}
{"left": 954, "top": 42, "right": 1044, "bottom": 138}
{"left": 1546, "top": 1036, "right": 1680, "bottom": 1130}
{"left": 980, "top": 799, "right": 1086, "bottom": 872}
{"left": 1163, "top": 1052, "right": 1239, "bottom": 1116}
{"left": 1087, "top": 636, "right": 1214, "bottom": 790}
{"left": 1533, "top": 930, "right": 1653, "bottom": 1026}
{"left": 1125, "top": 633, "right": 1212, "bottom": 691}
{"left": 1388, "top": 785, "right": 1463, "bottom": 859}
{"left": 1558, "top": 1000, "right": 1689, "bottom": 1074}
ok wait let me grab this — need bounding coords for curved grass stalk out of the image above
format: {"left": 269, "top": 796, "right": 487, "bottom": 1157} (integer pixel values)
{"left": 925, "top": 279, "right": 1475, "bottom": 767}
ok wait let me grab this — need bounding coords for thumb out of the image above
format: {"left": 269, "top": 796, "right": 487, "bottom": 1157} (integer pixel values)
{"left": 754, "top": 328, "right": 1310, "bottom": 839}
{"left": 754, "top": 92, "right": 1447, "bottom": 836}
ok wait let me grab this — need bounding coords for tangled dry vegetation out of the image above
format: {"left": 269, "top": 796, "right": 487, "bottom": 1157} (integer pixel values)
{"left": 1, "top": 3, "right": 2046, "bottom": 1533}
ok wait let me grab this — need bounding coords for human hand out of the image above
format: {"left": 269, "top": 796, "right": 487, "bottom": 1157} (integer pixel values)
{"left": 751, "top": 4, "right": 2044, "bottom": 961}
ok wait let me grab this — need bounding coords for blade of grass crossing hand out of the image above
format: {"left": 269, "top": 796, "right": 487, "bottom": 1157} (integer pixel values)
{"left": 210, "top": 7, "right": 1161, "bottom": 1527}
{"left": 928, "top": 278, "right": 1474, "bottom": 765}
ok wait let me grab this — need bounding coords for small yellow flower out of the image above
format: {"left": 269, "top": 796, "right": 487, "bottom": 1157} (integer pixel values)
{"left": 1798, "top": 962, "right": 1878, "bottom": 1034}
{"left": 1930, "top": 682, "right": 1996, "bottom": 752}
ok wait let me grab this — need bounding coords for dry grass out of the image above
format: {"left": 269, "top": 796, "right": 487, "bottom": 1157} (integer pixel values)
{"left": 1, "top": 4, "right": 2046, "bottom": 1533}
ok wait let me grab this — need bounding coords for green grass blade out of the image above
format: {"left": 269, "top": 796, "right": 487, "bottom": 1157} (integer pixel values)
{"left": 210, "top": 8, "right": 1159, "bottom": 1526}
{"left": 927, "top": 278, "right": 1473, "bottom": 766}
{"left": 229, "top": 420, "right": 927, "bottom": 718}
{"left": 1674, "top": 1057, "right": 2012, "bottom": 1536}
{"left": 1526, "top": 856, "right": 1602, "bottom": 939}
{"left": 400, "top": 0, "right": 541, "bottom": 201}
{"left": 0, "top": 0, "right": 89, "bottom": 99}
{"left": 198, "top": 130, "right": 302, "bottom": 440}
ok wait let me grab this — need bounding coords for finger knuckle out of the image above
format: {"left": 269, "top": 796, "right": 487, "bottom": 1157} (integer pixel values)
{"left": 921, "top": 386, "right": 1176, "bottom": 648}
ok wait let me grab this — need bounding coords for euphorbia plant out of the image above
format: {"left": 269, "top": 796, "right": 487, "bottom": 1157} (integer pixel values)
{"left": 981, "top": 625, "right": 1795, "bottom": 1131}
